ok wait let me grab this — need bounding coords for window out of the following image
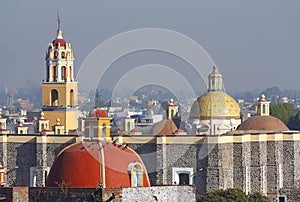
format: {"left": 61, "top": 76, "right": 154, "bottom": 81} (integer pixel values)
{"left": 70, "top": 89, "right": 74, "bottom": 106}
{"left": 51, "top": 90, "right": 59, "bottom": 106}
{"left": 30, "top": 167, "right": 36, "bottom": 187}
{"left": 44, "top": 167, "right": 50, "bottom": 186}
{"left": 128, "top": 162, "right": 143, "bottom": 187}
{"left": 179, "top": 173, "right": 190, "bottom": 184}
{"left": 279, "top": 196, "right": 285, "bottom": 202}
{"left": 54, "top": 51, "right": 58, "bottom": 59}
{"left": 69, "top": 66, "right": 73, "bottom": 81}
{"left": 61, "top": 66, "right": 66, "bottom": 81}
{"left": 127, "top": 122, "right": 131, "bottom": 132}
{"left": 61, "top": 52, "right": 65, "bottom": 59}
{"left": 102, "top": 123, "right": 106, "bottom": 139}
{"left": 89, "top": 124, "right": 94, "bottom": 139}
{"left": 172, "top": 167, "right": 193, "bottom": 185}
{"left": 47, "top": 67, "right": 50, "bottom": 81}
{"left": 262, "top": 104, "right": 266, "bottom": 114}
{"left": 52, "top": 66, "right": 56, "bottom": 81}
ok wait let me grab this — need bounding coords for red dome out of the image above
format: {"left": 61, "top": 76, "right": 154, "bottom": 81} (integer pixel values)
{"left": 46, "top": 141, "right": 150, "bottom": 188}
{"left": 238, "top": 115, "right": 289, "bottom": 131}
{"left": 149, "top": 119, "right": 178, "bottom": 135}
{"left": 90, "top": 109, "right": 107, "bottom": 118}
{"left": 52, "top": 38, "right": 66, "bottom": 47}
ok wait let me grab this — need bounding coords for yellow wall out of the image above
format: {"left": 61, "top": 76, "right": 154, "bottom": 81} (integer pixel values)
{"left": 43, "top": 110, "right": 79, "bottom": 133}
{"left": 84, "top": 118, "right": 111, "bottom": 139}
{"left": 42, "top": 82, "right": 78, "bottom": 107}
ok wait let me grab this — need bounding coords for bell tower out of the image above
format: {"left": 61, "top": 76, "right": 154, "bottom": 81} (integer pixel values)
{"left": 42, "top": 14, "right": 79, "bottom": 133}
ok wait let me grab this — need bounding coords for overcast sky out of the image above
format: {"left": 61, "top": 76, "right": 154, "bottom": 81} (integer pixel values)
{"left": 1, "top": 1, "right": 299, "bottom": 94}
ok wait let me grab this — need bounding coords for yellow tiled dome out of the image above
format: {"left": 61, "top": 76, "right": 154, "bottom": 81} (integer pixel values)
{"left": 198, "top": 91, "right": 240, "bottom": 117}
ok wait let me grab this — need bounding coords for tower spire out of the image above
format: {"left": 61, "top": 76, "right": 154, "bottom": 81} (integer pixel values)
{"left": 57, "top": 9, "right": 61, "bottom": 31}
{"left": 56, "top": 10, "right": 63, "bottom": 39}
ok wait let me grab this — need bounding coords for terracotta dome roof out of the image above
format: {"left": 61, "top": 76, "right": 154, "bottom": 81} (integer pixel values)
{"left": 197, "top": 91, "right": 240, "bottom": 119}
{"left": 149, "top": 119, "right": 178, "bottom": 135}
{"left": 90, "top": 109, "right": 107, "bottom": 118}
{"left": 46, "top": 141, "right": 150, "bottom": 188}
{"left": 237, "top": 115, "right": 289, "bottom": 131}
{"left": 52, "top": 38, "right": 66, "bottom": 47}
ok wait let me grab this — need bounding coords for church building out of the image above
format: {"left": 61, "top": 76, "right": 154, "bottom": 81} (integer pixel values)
{"left": 41, "top": 18, "right": 79, "bottom": 133}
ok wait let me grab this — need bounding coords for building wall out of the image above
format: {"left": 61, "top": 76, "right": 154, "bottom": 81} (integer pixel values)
{"left": 42, "top": 110, "right": 79, "bottom": 132}
{"left": 119, "top": 131, "right": 300, "bottom": 201}
{"left": 42, "top": 82, "right": 78, "bottom": 107}
{"left": 0, "top": 134, "right": 79, "bottom": 187}
{"left": 1, "top": 132, "right": 300, "bottom": 202}
{"left": 122, "top": 185, "right": 196, "bottom": 202}
{"left": 0, "top": 186, "right": 195, "bottom": 202}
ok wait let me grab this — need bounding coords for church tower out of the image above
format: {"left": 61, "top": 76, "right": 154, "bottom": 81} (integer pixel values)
{"left": 42, "top": 14, "right": 79, "bottom": 133}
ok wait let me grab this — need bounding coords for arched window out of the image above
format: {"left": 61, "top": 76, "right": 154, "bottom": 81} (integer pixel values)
{"left": 262, "top": 104, "right": 266, "bottom": 114}
{"left": 54, "top": 51, "right": 58, "bottom": 59}
{"left": 102, "top": 123, "right": 106, "bottom": 139}
{"left": 70, "top": 89, "right": 74, "bottom": 106}
{"left": 47, "top": 66, "right": 50, "bottom": 81}
{"left": 171, "top": 109, "right": 174, "bottom": 118}
{"left": 52, "top": 66, "right": 56, "bottom": 81}
{"left": 127, "top": 122, "right": 131, "bottom": 132}
{"left": 41, "top": 123, "right": 45, "bottom": 130}
{"left": 69, "top": 67, "right": 73, "bottom": 81}
{"left": 128, "top": 162, "right": 144, "bottom": 187}
{"left": 51, "top": 89, "right": 59, "bottom": 106}
{"left": 61, "top": 66, "right": 66, "bottom": 81}
{"left": 61, "top": 52, "right": 65, "bottom": 59}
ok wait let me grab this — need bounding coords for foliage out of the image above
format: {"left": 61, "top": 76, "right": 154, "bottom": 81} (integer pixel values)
{"left": 270, "top": 103, "right": 295, "bottom": 124}
{"left": 287, "top": 111, "right": 300, "bottom": 130}
{"left": 248, "top": 192, "right": 270, "bottom": 202}
{"left": 262, "top": 86, "right": 281, "bottom": 98}
{"left": 197, "top": 189, "right": 270, "bottom": 202}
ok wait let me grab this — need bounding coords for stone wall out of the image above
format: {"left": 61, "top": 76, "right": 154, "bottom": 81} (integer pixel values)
{"left": 0, "top": 186, "right": 195, "bottom": 202}
{"left": 127, "top": 143, "right": 157, "bottom": 185}
{"left": 0, "top": 134, "right": 78, "bottom": 187}
{"left": 122, "top": 185, "right": 196, "bottom": 202}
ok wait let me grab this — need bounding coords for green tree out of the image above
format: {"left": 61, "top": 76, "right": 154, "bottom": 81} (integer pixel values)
{"left": 287, "top": 111, "right": 300, "bottom": 130}
{"left": 262, "top": 87, "right": 281, "bottom": 103}
{"left": 197, "top": 189, "right": 270, "bottom": 202}
{"left": 270, "top": 103, "right": 295, "bottom": 125}
{"left": 248, "top": 192, "right": 270, "bottom": 202}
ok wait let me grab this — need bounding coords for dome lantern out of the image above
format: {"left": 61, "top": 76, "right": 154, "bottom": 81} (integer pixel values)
{"left": 208, "top": 66, "right": 223, "bottom": 91}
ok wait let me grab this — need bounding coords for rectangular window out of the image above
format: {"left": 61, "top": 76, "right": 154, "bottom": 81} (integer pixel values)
{"left": 279, "top": 196, "right": 285, "bottom": 202}
{"left": 89, "top": 125, "right": 94, "bottom": 140}
{"left": 172, "top": 167, "right": 193, "bottom": 185}
{"left": 30, "top": 167, "right": 36, "bottom": 187}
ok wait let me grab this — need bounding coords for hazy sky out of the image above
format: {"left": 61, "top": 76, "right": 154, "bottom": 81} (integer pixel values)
{"left": 1, "top": 1, "right": 300, "bottom": 94}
